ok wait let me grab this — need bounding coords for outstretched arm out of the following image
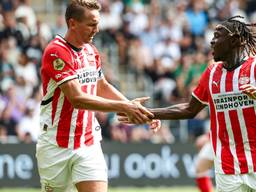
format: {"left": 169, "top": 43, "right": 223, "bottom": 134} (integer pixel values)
{"left": 97, "top": 77, "right": 129, "bottom": 101}
{"left": 150, "top": 96, "right": 206, "bottom": 120}
{"left": 60, "top": 78, "right": 153, "bottom": 124}
{"left": 118, "top": 96, "right": 206, "bottom": 123}
{"left": 97, "top": 77, "right": 161, "bottom": 132}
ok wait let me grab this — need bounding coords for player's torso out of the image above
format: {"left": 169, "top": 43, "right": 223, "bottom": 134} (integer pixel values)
{"left": 39, "top": 36, "right": 102, "bottom": 149}
{"left": 208, "top": 58, "right": 256, "bottom": 175}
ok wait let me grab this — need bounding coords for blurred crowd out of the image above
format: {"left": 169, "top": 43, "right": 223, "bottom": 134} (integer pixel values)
{"left": 0, "top": 0, "right": 255, "bottom": 144}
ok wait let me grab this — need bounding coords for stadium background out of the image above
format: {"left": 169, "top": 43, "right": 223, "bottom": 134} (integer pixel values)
{"left": 0, "top": 0, "right": 255, "bottom": 191}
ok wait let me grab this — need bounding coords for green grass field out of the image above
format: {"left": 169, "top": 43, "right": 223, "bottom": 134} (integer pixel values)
{"left": 0, "top": 187, "right": 201, "bottom": 192}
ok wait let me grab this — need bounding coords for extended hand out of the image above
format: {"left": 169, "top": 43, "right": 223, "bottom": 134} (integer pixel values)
{"left": 149, "top": 119, "right": 161, "bottom": 133}
{"left": 117, "top": 111, "right": 161, "bottom": 133}
{"left": 125, "top": 101, "right": 153, "bottom": 124}
{"left": 240, "top": 84, "right": 256, "bottom": 99}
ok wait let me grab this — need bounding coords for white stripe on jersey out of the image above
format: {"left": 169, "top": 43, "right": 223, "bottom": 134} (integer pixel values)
{"left": 251, "top": 59, "right": 256, "bottom": 85}
{"left": 251, "top": 60, "right": 256, "bottom": 121}
{"left": 220, "top": 69, "right": 240, "bottom": 174}
{"left": 68, "top": 109, "right": 79, "bottom": 149}
{"left": 85, "top": 44, "right": 94, "bottom": 54}
{"left": 51, "top": 92, "right": 65, "bottom": 142}
{"left": 45, "top": 79, "right": 58, "bottom": 100}
{"left": 234, "top": 66, "right": 254, "bottom": 173}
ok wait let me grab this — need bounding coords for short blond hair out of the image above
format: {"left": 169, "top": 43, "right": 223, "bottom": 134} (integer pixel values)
{"left": 65, "top": 0, "right": 101, "bottom": 26}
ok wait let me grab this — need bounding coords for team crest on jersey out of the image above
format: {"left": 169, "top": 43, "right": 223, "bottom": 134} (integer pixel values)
{"left": 239, "top": 76, "right": 250, "bottom": 85}
{"left": 53, "top": 58, "right": 65, "bottom": 71}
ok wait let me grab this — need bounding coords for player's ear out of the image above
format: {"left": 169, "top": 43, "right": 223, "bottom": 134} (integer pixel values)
{"left": 230, "top": 33, "right": 241, "bottom": 48}
{"left": 68, "top": 18, "right": 77, "bottom": 30}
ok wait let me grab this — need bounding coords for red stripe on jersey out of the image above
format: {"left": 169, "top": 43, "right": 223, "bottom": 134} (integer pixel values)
{"left": 243, "top": 107, "right": 256, "bottom": 171}
{"left": 52, "top": 88, "right": 61, "bottom": 125}
{"left": 229, "top": 110, "right": 248, "bottom": 173}
{"left": 218, "top": 112, "right": 235, "bottom": 174}
{"left": 56, "top": 98, "right": 74, "bottom": 148}
{"left": 73, "top": 84, "right": 88, "bottom": 149}
{"left": 225, "top": 70, "right": 234, "bottom": 92}
{"left": 84, "top": 111, "right": 93, "bottom": 146}
{"left": 74, "top": 110, "right": 85, "bottom": 149}
{"left": 84, "top": 84, "right": 95, "bottom": 146}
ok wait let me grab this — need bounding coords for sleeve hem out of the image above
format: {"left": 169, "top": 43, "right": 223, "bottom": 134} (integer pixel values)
{"left": 192, "top": 92, "right": 208, "bottom": 105}
{"left": 57, "top": 75, "right": 77, "bottom": 86}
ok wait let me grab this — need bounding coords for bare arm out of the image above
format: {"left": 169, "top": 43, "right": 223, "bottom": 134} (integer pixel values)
{"left": 60, "top": 79, "right": 129, "bottom": 112}
{"left": 97, "top": 77, "right": 128, "bottom": 101}
{"left": 59, "top": 79, "right": 153, "bottom": 124}
{"left": 150, "top": 96, "right": 206, "bottom": 120}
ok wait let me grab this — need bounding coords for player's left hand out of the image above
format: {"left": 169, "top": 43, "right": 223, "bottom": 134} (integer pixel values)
{"left": 117, "top": 113, "right": 161, "bottom": 133}
{"left": 240, "top": 84, "right": 256, "bottom": 99}
{"left": 149, "top": 119, "right": 161, "bottom": 133}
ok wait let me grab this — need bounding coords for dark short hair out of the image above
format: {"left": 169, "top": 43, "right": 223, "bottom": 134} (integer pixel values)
{"left": 65, "top": 0, "right": 101, "bottom": 27}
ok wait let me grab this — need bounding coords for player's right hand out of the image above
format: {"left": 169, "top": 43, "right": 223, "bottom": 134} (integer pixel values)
{"left": 240, "top": 84, "right": 256, "bottom": 99}
{"left": 124, "top": 101, "right": 154, "bottom": 124}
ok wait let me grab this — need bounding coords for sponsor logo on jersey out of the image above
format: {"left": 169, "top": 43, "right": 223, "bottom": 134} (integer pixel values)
{"left": 213, "top": 92, "right": 254, "bottom": 111}
{"left": 77, "top": 67, "right": 98, "bottom": 85}
{"left": 53, "top": 58, "right": 65, "bottom": 71}
{"left": 213, "top": 80, "right": 219, "bottom": 87}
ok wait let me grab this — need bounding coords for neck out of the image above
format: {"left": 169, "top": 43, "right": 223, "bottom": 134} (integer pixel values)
{"left": 222, "top": 51, "right": 245, "bottom": 71}
{"left": 64, "top": 30, "right": 84, "bottom": 49}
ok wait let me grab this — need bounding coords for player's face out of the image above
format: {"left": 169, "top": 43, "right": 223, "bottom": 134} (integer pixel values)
{"left": 74, "top": 8, "right": 100, "bottom": 43}
{"left": 210, "top": 26, "right": 231, "bottom": 62}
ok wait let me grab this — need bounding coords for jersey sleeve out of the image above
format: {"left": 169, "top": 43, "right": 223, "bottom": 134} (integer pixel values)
{"left": 192, "top": 66, "right": 211, "bottom": 105}
{"left": 42, "top": 45, "right": 77, "bottom": 86}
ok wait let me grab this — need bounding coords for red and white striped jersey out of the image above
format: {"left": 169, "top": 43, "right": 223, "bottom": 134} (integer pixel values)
{"left": 193, "top": 57, "right": 256, "bottom": 175}
{"left": 39, "top": 35, "right": 104, "bottom": 149}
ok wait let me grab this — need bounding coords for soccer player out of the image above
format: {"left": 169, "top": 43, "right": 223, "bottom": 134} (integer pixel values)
{"left": 36, "top": 1, "right": 160, "bottom": 192}
{"left": 195, "top": 132, "right": 214, "bottom": 192}
{"left": 119, "top": 16, "right": 256, "bottom": 191}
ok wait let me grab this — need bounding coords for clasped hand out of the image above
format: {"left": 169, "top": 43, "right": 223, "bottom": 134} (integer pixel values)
{"left": 119, "top": 97, "right": 161, "bottom": 133}
{"left": 240, "top": 84, "right": 256, "bottom": 99}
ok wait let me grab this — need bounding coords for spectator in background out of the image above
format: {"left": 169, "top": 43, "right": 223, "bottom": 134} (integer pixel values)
{"left": 14, "top": 50, "right": 38, "bottom": 99}
{"left": 139, "top": 18, "right": 159, "bottom": 53}
{"left": 14, "top": 0, "right": 36, "bottom": 33}
{"left": 16, "top": 103, "right": 39, "bottom": 143}
{"left": 0, "top": 11, "right": 24, "bottom": 47}
{"left": 186, "top": 0, "right": 208, "bottom": 37}
{"left": 0, "top": 82, "right": 25, "bottom": 138}
{"left": 17, "top": 86, "right": 42, "bottom": 143}
{"left": 52, "top": 15, "right": 67, "bottom": 37}
{"left": 0, "top": 40, "right": 15, "bottom": 88}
